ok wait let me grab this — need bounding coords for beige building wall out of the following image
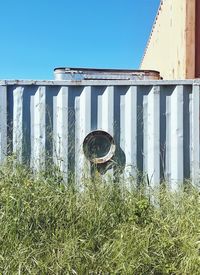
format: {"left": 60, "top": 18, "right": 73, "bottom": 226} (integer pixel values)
{"left": 140, "top": 0, "right": 187, "bottom": 79}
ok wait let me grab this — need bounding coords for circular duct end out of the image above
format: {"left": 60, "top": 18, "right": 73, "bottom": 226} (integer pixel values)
{"left": 83, "top": 130, "right": 115, "bottom": 164}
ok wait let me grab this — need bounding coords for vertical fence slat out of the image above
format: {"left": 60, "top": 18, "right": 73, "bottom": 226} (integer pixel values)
{"left": 13, "top": 86, "right": 24, "bottom": 161}
{"left": 31, "top": 86, "right": 46, "bottom": 171}
{"left": 124, "top": 86, "right": 137, "bottom": 181}
{"left": 100, "top": 86, "right": 114, "bottom": 178}
{"left": 54, "top": 86, "right": 68, "bottom": 181}
{"left": 147, "top": 86, "right": 160, "bottom": 187}
{"left": 75, "top": 86, "right": 91, "bottom": 183}
{"left": 170, "top": 85, "right": 184, "bottom": 190}
{"left": 143, "top": 92, "right": 148, "bottom": 177}
{"left": 165, "top": 94, "right": 171, "bottom": 182}
{"left": 0, "top": 86, "right": 7, "bottom": 163}
{"left": 191, "top": 84, "right": 200, "bottom": 186}
{"left": 101, "top": 86, "right": 114, "bottom": 135}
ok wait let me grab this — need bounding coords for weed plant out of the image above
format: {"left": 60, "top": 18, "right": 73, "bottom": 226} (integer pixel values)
{"left": 0, "top": 158, "right": 200, "bottom": 274}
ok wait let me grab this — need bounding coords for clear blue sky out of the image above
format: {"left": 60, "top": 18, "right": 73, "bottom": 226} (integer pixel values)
{"left": 0, "top": 0, "right": 160, "bottom": 79}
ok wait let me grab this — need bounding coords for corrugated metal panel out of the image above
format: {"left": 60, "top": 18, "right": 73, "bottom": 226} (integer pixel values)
{"left": 0, "top": 80, "right": 200, "bottom": 188}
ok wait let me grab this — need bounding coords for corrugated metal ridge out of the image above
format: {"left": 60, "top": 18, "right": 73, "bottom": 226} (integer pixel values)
{"left": 0, "top": 79, "right": 197, "bottom": 86}
{"left": 140, "top": 0, "right": 164, "bottom": 68}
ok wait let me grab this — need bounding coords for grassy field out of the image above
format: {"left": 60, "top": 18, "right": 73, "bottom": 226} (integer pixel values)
{"left": 0, "top": 159, "right": 200, "bottom": 274}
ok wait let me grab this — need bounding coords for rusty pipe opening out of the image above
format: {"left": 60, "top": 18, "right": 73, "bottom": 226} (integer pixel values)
{"left": 83, "top": 130, "right": 115, "bottom": 164}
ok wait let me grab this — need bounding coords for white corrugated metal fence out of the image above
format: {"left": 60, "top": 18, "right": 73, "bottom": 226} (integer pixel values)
{"left": 0, "top": 80, "right": 199, "bottom": 189}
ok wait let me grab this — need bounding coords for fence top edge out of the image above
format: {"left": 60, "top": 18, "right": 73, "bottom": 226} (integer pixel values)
{"left": 0, "top": 79, "right": 198, "bottom": 86}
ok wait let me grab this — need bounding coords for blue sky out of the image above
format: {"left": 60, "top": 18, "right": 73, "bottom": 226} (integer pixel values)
{"left": 0, "top": 0, "right": 160, "bottom": 79}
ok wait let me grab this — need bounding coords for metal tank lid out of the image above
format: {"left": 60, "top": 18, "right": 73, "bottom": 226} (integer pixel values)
{"left": 54, "top": 67, "right": 161, "bottom": 81}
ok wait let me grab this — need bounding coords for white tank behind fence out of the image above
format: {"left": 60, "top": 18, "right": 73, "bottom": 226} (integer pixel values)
{"left": 54, "top": 67, "right": 161, "bottom": 81}
{"left": 0, "top": 75, "right": 199, "bottom": 190}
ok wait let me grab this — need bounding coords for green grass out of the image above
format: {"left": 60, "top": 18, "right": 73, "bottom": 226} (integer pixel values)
{"left": 0, "top": 159, "right": 200, "bottom": 274}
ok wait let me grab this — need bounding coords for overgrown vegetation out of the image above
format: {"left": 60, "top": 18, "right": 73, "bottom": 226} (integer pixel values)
{"left": 0, "top": 158, "right": 200, "bottom": 274}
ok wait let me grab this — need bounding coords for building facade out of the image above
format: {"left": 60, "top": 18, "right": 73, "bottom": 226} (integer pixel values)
{"left": 140, "top": 0, "right": 199, "bottom": 79}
